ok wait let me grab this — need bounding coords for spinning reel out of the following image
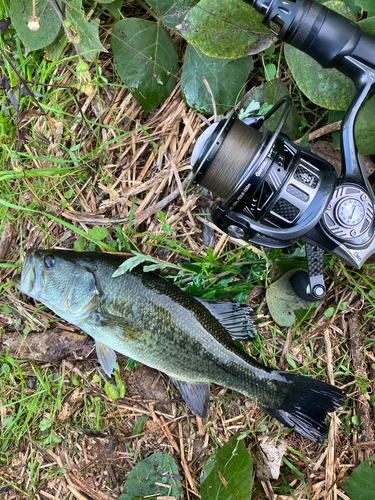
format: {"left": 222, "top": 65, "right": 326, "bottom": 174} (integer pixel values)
{"left": 191, "top": 0, "right": 375, "bottom": 301}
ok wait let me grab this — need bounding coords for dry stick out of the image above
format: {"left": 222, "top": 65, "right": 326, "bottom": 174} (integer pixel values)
{"left": 294, "top": 120, "right": 342, "bottom": 144}
{"left": 324, "top": 329, "right": 338, "bottom": 500}
{"left": 261, "top": 479, "right": 277, "bottom": 500}
{"left": 348, "top": 314, "right": 375, "bottom": 460}
{"left": 203, "top": 77, "right": 218, "bottom": 122}
{"left": 279, "top": 326, "right": 293, "bottom": 371}
{"left": 179, "top": 422, "right": 200, "bottom": 497}
{"left": 152, "top": 411, "right": 180, "bottom": 454}
{"left": 171, "top": 158, "right": 195, "bottom": 226}
{"left": 132, "top": 175, "right": 192, "bottom": 228}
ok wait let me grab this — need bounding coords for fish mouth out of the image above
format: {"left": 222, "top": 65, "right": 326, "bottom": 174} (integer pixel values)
{"left": 13, "top": 273, "right": 21, "bottom": 289}
{"left": 17, "top": 249, "right": 40, "bottom": 295}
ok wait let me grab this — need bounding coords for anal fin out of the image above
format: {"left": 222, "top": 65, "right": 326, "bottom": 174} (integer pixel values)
{"left": 170, "top": 378, "right": 210, "bottom": 419}
{"left": 196, "top": 298, "right": 257, "bottom": 341}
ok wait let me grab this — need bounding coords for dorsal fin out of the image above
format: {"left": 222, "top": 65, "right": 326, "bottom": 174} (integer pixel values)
{"left": 196, "top": 298, "right": 257, "bottom": 341}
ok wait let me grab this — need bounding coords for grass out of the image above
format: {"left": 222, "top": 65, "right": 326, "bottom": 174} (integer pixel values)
{"left": 0, "top": 1, "right": 375, "bottom": 499}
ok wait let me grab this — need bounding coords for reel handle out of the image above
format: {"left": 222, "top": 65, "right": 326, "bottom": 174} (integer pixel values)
{"left": 291, "top": 245, "right": 326, "bottom": 302}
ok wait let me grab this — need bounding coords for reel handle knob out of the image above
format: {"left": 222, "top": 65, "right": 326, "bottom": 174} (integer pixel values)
{"left": 291, "top": 244, "right": 326, "bottom": 302}
{"left": 291, "top": 271, "right": 326, "bottom": 302}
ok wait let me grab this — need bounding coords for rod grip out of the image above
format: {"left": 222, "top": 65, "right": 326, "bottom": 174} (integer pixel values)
{"left": 247, "top": 0, "right": 363, "bottom": 68}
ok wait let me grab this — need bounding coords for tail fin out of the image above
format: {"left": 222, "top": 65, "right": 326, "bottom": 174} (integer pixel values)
{"left": 261, "top": 372, "right": 346, "bottom": 443}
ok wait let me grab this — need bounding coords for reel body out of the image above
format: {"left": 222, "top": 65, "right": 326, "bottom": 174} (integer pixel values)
{"left": 191, "top": 0, "right": 375, "bottom": 301}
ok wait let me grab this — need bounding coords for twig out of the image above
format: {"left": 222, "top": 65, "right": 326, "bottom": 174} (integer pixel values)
{"left": 279, "top": 326, "right": 293, "bottom": 370}
{"left": 179, "top": 421, "right": 200, "bottom": 497}
{"left": 324, "top": 329, "right": 338, "bottom": 500}
{"left": 295, "top": 120, "right": 342, "bottom": 144}
{"left": 203, "top": 77, "right": 218, "bottom": 122}
{"left": 152, "top": 411, "right": 180, "bottom": 453}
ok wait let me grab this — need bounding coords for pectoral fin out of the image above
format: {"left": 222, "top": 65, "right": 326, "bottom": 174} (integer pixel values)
{"left": 171, "top": 378, "right": 210, "bottom": 419}
{"left": 91, "top": 312, "right": 142, "bottom": 341}
{"left": 96, "top": 341, "right": 117, "bottom": 376}
{"left": 196, "top": 298, "right": 257, "bottom": 341}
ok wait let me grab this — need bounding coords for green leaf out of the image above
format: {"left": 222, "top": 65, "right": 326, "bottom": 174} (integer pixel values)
{"left": 125, "top": 358, "right": 140, "bottom": 370}
{"left": 285, "top": 43, "right": 355, "bottom": 110}
{"left": 181, "top": 44, "right": 253, "bottom": 115}
{"left": 103, "top": 0, "right": 123, "bottom": 17}
{"left": 162, "top": 222, "right": 172, "bottom": 235}
{"left": 44, "top": 26, "right": 68, "bottom": 61}
{"left": 132, "top": 416, "right": 147, "bottom": 436}
{"left": 294, "top": 308, "right": 316, "bottom": 320}
{"left": 1, "top": 364, "right": 10, "bottom": 376}
{"left": 338, "top": 301, "right": 350, "bottom": 311}
{"left": 39, "top": 417, "right": 52, "bottom": 432}
{"left": 285, "top": 1, "right": 356, "bottom": 110}
{"left": 321, "top": 0, "right": 360, "bottom": 15}
{"left": 266, "top": 270, "right": 313, "bottom": 327}
{"left": 74, "top": 236, "right": 87, "bottom": 252}
{"left": 111, "top": 19, "right": 178, "bottom": 115}
{"left": 157, "top": 211, "right": 167, "bottom": 222}
{"left": 359, "top": 16, "right": 375, "bottom": 37}
{"left": 324, "top": 307, "right": 336, "bottom": 318}
{"left": 10, "top": 0, "right": 62, "bottom": 51}
{"left": 248, "top": 79, "right": 299, "bottom": 140}
{"left": 66, "top": 0, "right": 105, "bottom": 61}
{"left": 355, "top": 94, "right": 375, "bottom": 155}
{"left": 200, "top": 433, "right": 253, "bottom": 500}
{"left": 104, "top": 381, "right": 120, "bottom": 400}
{"left": 88, "top": 226, "right": 109, "bottom": 241}
{"left": 340, "top": 458, "right": 375, "bottom": 500}
{"left": 114, "top": 371, "right": 126, "bottom": 397}
{"left": 178, "top": 0, "right": 273, "bottom": 59}
{"left": 355, "top": 0, "right": 375, "bottom": 16}
{"left": 264, "top": 63, "right": 276, "bottom": 82}
{"left": 146, "top": 0, "right": 200, "bottom": 30}
{"left": 352, "top": 414, "right": 361, "bottom": 427}
{"left": 119, "top": 452, "right": 183, "bottom": 500}
{"left": 112, "top": 253, "right": 154, "bottom": 277}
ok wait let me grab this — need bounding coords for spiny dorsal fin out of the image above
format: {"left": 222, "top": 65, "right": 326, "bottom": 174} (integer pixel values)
{"left": 196, "top": 298, "right": 257, "bottom": 341}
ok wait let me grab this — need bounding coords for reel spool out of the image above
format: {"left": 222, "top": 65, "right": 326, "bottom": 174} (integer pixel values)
{"left": 192, "top": 97, "right": 337, "bottom": 249}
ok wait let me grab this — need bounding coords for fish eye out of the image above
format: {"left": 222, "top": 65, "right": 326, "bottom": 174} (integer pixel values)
{"left": 44, "top": 255, "right": 55, "bottom": 269}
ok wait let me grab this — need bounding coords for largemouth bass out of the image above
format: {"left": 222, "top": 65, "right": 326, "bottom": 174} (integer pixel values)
{"left": 13, "top": 249, "right": 345, "bottom": 442}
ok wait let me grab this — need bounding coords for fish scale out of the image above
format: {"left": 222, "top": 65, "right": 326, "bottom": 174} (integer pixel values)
{"left": 14, "top": 249, "right": 346, "bottom": 442}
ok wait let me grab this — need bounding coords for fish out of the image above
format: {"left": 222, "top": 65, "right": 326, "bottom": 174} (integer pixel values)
{"left": 13, "top": 249, "right": 345, "bottom": 442}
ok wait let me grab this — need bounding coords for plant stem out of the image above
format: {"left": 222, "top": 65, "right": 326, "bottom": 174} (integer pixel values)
{"left": 48, "top": 0, "right": 83, "bottom": 60}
